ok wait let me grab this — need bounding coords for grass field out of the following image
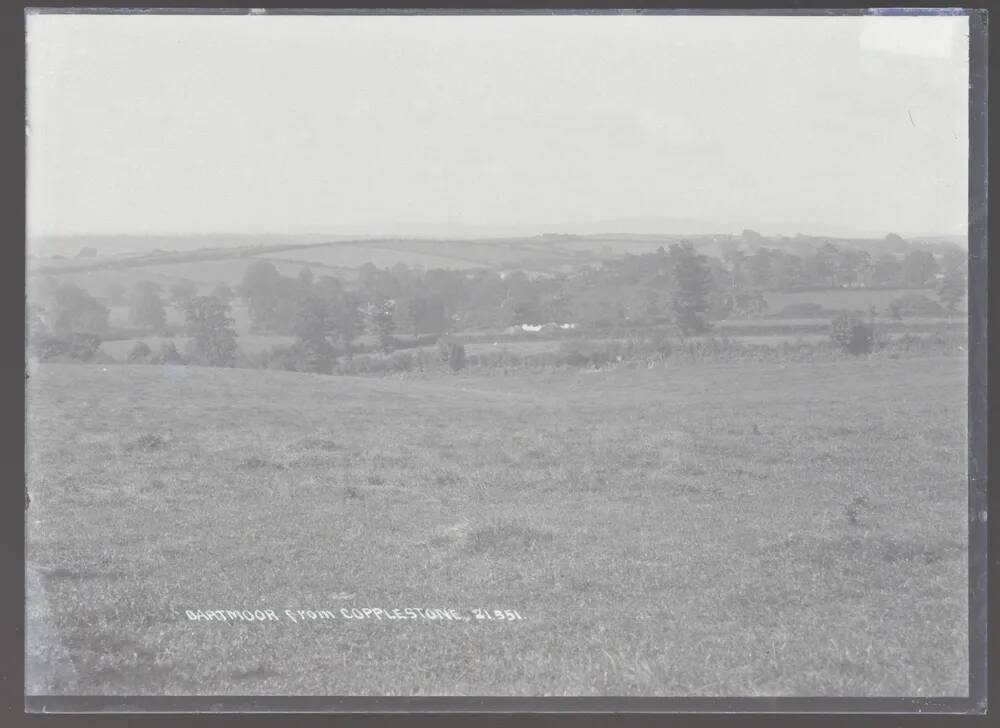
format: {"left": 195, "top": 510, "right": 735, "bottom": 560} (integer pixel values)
{"left": 256, "top": 243, "right": 490, "bottom": 271}
{"left": 763, "top": 288, "right": 940, "bottom": 315}
{"left": 25, "top": 357, "right": 967, "bottom": 696}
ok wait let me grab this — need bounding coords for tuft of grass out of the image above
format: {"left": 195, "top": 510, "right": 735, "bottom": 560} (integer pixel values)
{"left": 124, "top": 433, "right": 169, "bottom": 453}
{"left": 237, "top": 456, "right": 286, "bottom": 471}
{"left": 299, "top": 436, "right": 338, "bottom": 451}
{"left": 844, "top": 495, "right": 870, "bottom": 527}
{"left": 462, "top": 518, "right": 554, "bottom": 555}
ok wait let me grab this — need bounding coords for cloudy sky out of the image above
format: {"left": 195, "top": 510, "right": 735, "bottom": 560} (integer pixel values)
{"left": 26, "top": 12, "right": 970, "bottom": 238}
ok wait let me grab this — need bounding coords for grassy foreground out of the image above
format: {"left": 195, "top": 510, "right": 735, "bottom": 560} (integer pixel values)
{"left": 25, "top": 357, "right": 968, "bottom": 696}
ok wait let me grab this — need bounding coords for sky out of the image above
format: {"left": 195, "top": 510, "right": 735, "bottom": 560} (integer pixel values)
{"left": 26, "top": 12, "right": 970, "bottom": 239}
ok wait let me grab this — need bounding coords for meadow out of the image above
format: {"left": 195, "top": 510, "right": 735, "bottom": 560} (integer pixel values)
{"left": 25, "top": 355, "right": 968, "bottom": 696}
{"left": 763, "top": 288, "right": 940, "bottom": 315}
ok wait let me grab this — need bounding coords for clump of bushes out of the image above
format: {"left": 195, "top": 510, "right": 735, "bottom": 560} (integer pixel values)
{"left": 31, "top": 333, "right": 103, "bottom": 362}
{"left": 125, "top": 340, "right": 186, "bottom": 365}
{"left": 154, "top": 341, "right": 184, "bottom": 364}
{"left": 437, "top": 339, "right": 467, "bottom": 372}
{"left": 555, "top": 340, "right": 615, "bottom": 369}
{"left": 127, "top": 341, "right": 153, "bottom": 363}
{"left": 256, "top": 344, "right": 306, "bottom": 372}
{"left": 830, "top": 313, "right": 875, "bottom": 356}
{"left": 886, "top": 293, "right": 947, "bottom": 319}
{"left": 335, "top": 348, "right": 440, "bottom": 376}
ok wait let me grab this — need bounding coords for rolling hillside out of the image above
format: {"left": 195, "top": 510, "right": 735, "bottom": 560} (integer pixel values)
{"left": 26, "top": 359, "right": 967, "bottom": 695}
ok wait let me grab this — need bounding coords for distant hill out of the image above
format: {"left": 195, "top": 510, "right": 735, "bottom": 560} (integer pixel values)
{"left": 27, "top": 223, "right": 967, "bottom": 260}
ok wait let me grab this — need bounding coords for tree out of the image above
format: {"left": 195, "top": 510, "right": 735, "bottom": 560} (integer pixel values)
{"left": 238, "top": 260, "right": 282, "bottom": 331}
{"left": 297, "top": 266, "right": 315, "bottom": 288}
{"left": 331, "top": 292, "right": 363, "bottom": 352}
{"left": 668, "top": 242, "right": 714, "bottom": 337}
{"left": 937, "top": 268, "right": 967, "bottom": 313}
{"left": 830, "top": 313, "right": 874, "bottom": 356}
{"left": 815, "top": 242, "right": 840, "bottom": 288}
{"left": 358, "top": 262, "right": 379, "bottom": 294}
{"left": 26, "top": 304, "right": 48, "bottom": 345}
{"left": 873, "top": 254, "right": 903, "bottom": 287}
{"left": 49, "top": 282, "right": 109, "bottom": 334}
{"left": 837, "top": 249, "right": 872, "bottom": 286}
{"left": 128, "top": 281, "right": 166, "bottom": 330}
{"left": 170, "top": 279, "right": 199, "bottom": 309}
{"left": 438, "top": 339, "right": 466, "bottom": 372}
{"left": 720, "top": 247, "right": 747, "bottom": 291}
{"left": 291, "top": 296, "right": 336, "bottom": 373}
{"left": 771, "top": 252, "right": 805, "bottom": 291}
{"left": 939, "top": 247, "right": 966, "bottom": 275}
{"left": 104, "top": 282, "right": 127, "bottom": 306}
{"left": 728, "top": 290, "right": 768, "bottom": 319}
{"left": 366, "top": 296, "right": 396, "bottom": 352}
{"left": 747, "top": 248, "right": 774, "bottom": 289}
{"left": 398, "top": 295, "right": 450, "bottom": 337}
{"left": 314, "top": 275, "right": 343, "bottom": 303}
{"left": 741, "top": 229, "right": 765, "bottom": 249}
{"left": 127, "top": 341, "right": 153, "bottom": 363}
{"left": 183, "top": 296, "right": 238, "bottom": 366}
{"left": 903, "top": 250, "right": 939, "bottom": 287}
{"left": 32, "top": 332, "right": 102, "bottom": 362}
{"left": 884, "top": 232, "right": 906, "bottom": 248}
{"left": 212, "top": 283, "right": 235, "bottom": 306}
{"left": 154, "top": 340, "right": 184, "bottom": 365}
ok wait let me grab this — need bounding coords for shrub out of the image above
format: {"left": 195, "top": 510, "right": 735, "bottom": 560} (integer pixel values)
{"left": 437, "top": 339, "right": 466, "bottom": 372}
{"left": 557, "top": 341, "right": 592, "bottom": 368}
{"left": 388, "top": 350, "right": 416, "bottom": 372}
{"left": 32, "top": 333, "right": 103, "bottom": 362}
{"left": 777, "top": 302, "right": 829, "bottom": 318}
{"left": 127, "top": 341, "right": 153, "bottom": 363}
{"left": 153, "top": 340, "right": 184, "bottom": 365}
{"left": 257, "top": 344, "right": 307, "bottom": 372}
{"left": 885, "top": 293, "right": 947, "bottom": 319}
{"left": 830, "top": 313, "right": 875, "bottom": 356}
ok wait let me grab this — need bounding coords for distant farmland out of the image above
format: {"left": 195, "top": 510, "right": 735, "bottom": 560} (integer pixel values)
{"left": 763, "top": 288, "right": 942, "bottom": 315}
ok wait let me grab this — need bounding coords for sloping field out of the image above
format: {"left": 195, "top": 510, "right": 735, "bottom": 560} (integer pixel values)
{"left": 764, "top": 288, "right": 941, "bottom": 314}
{"left": 255, "top": 242, "right": 487, "bottom": 270}
{"left": 25, "top": 358, "right": 967, "bottom": 696}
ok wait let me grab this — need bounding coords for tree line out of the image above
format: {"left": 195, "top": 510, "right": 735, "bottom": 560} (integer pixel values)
{"left": 27, "top": 237, "right": 967, "bottom": 371}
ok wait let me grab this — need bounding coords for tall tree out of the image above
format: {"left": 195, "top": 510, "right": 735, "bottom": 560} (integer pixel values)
{"left": 212, "top": 282, "right": 236, "bottom": 306}
{"left": 104, "top": 282, "right": 127, "bottom": 306}
{"left": 170, "top": 279, "right": 199, "bottom": 309}
{"left": 873, "top": 253, "right": 903, "bottom": 286}
{"left": 183, "top": 296, "right": 238, "bottom": 366}
{"left": 668, "top": 242, "right": 714, "bottom": 337}
{"left": 937, "top": 267, "right": 967, "bottom": 313}
{"left": 238, "top": 260, "right": 282, "bottom": 332}
{"left": 747, "top": 248, "right": 775, "bottom": 289}
{"left": 365, "top": 296, "right": 396, "bottom": 352}
{"left": 292, "top": 296, "right": 336, "bottom": 373}
{"left": 49, "top": 282, "right": 110, "bottom": 335}
{"left": 128, "top": 281, "right": 167, "bottom": 330}
{"left": 771, "top": 252, "right": 805, "bottom": 291}
{"left": 903, "top": 250, "right": 939, "bottom": 287}
{"left": 815, "top": 242, "right": 840, "bottom": 288}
